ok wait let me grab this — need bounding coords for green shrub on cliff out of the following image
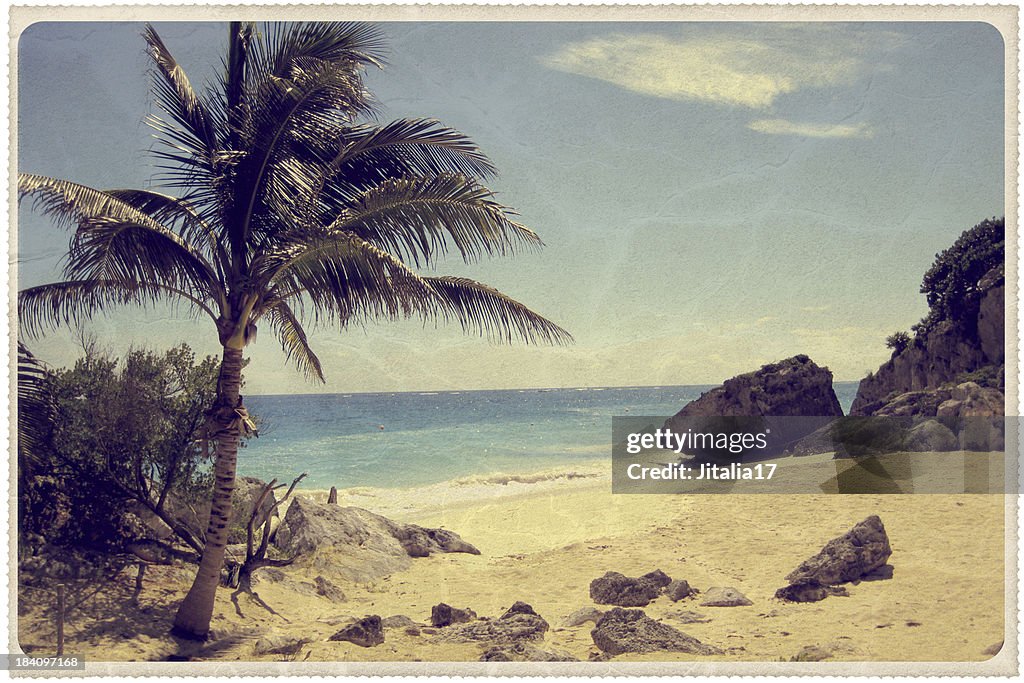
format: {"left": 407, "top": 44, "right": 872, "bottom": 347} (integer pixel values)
{"left": 917, "top": 217, "right": 1004, "bottom": 335}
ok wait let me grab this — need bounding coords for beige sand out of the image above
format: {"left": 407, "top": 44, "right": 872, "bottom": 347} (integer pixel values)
{"left": 17, "top": 456, "right": 1005, "bottom": 663}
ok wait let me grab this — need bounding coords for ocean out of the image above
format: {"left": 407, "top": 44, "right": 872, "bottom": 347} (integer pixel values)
{"left": 239, "top": 382, "right": 860, "bottom": 489}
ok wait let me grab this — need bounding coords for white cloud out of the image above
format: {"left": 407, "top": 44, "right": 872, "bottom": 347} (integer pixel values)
{"left": 540, "top": 26, "right": 893, "bottom": 109}
{"left": 748, "top": 119, "right": 875, "bottom": 139}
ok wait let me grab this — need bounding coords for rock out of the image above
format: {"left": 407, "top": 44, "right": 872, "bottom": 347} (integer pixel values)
{"left": 640, "top": 569, "right": 672, "bottom": 588}
{"left": 254, "top": 634, "right": 308, "bottom": 656}
{"left": 699, "top": 587, "right": 752, "bottom": 607}
{"left": 430, "top": 603, "right": 477, "bottom": 627}
{"left": 165, "top": 476, "right": 278, "bottom": 546}
{"left": 774, "top": 584, "right": 849, "bottom": 603}
{"left": 861, "top": 564, "right": 895, "bottom": 581}
{"left": 785, "top": 516, "right": 892, "bottom": 586}
{"left": 790, "top": 645, "right": 832, "bottom": 661}
{"left": 480, "top": 643, "right": 578, "bottom": 662}
{"left": 328, "top": 486, "right": 338, "bottom": 504}
{"left": 666, "top": 355, "right": 843, "bottom": 458}
{"left": 252, "top": 567, "right": 286, "bottom": 584}
{"left": 313, "top": 575, "right": 346, "bottom": 603}
{"left": 273, "top": 497, "right": 479, "bottom": 582}
{"left": 404, "top": 626, "right": 421, "bottom": 636}
{"left": 665, "top": 579, "right": 694, "bottom": 601}
{"left": 562, "top": 607, "right": 604, "bottom": 627}
{"left": 905, "top": 420, "right": 959, "bottom": 452}
{"left": 978, "top": 273, "right": 1004, "bottom": 365}
{"left": 381, "top": 615, "right": 417, "bottom": 629}
{"left": 590, "top": 608, "right": 721, "bottom": 655}
{"left": 589, "top": 570, "right": 667, "bottom": 607}
{"left": 666, "top": 610, "right": 711, "bottom": 624}
{"left": 439, "top": 602, "right": 549, "bottom": 644}
{"left": 329, "top": 615, "right": 384, "bottom": 647}
{"left": 982, "top": 641, "right": 1003, "bottom": 656}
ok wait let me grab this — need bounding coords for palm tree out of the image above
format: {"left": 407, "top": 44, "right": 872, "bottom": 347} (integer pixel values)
{"left": 18, "top": 21, "right": 570, "bottom": 640}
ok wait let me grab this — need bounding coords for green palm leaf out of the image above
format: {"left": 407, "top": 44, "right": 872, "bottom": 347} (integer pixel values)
{"left": 425, "top": 276, "right": 573, "bottom": 346}
{"left": 329, "top": 174, "right": 542, "bottom": 266}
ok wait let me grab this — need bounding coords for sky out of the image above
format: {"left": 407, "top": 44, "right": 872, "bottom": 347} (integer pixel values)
{"left": 16, "top": 21, "right": 1006, "bottom": 394}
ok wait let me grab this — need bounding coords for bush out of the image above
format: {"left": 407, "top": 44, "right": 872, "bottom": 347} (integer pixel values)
{"left": 885, "top": 331, "right": 911, "bottom": 355}
{"left": 20, "top": 343, "right": 221, "bottom": 551}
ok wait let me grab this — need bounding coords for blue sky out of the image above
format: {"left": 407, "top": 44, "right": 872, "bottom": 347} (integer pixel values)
{"left": 17, "top": 21, "right": 1005, "bottom": 393}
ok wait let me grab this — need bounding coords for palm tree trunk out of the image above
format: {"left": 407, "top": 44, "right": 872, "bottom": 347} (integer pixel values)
{"left": 171, "top": 345, "right": 244, "bottom": 640}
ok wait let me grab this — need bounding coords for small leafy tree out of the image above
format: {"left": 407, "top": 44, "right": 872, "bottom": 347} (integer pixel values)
{"left": 26, "top": 343, "right": 221, "bottom": 551}
{"left": 885, "top": 330, "right": 911, "bottom": 355}
{"left": 918, "top": 217, "right": 1004, "bottom": 333}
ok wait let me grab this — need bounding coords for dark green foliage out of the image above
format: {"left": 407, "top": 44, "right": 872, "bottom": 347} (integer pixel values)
{"left": 20, "top": 344, "right": 220, "bottom": 551}
{"left": 885, "top": 331, "right": 911, "bottom": 355}
{"left": 917, "top": 217, "right": 1004, "bottom": 335}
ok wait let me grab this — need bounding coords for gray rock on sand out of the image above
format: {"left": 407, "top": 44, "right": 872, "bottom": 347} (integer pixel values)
{"left": 480, "top": 643, "right": 578, "bottom": 662}
{"left": 313, "top": 575, "right": 346, "bottom": 603}
{"left": 329, "top": 615, "right": 384, "bottom": 647}
{"left": 774, "top": 584, "right": 848, "bottom": 603}
{"left": 430, "top": 603, "right": 477, "bottom": 627}
{"left": 983, "top": 641, "right": 1003, "bottom": 656}
{"left": 791, "top": 645, "right": 833, "bottom": 662}
{"left": 699, "top": 587, "right": 752, "bottom": 607}
{"left": 381, "top": 614, "right": 417, "bottom": 629}
{"left": 439, "top": 602, "right": 549, "bottom": 644}
{"left": 562, "top": 607, "right": 604, "bottom": 628}
{"left": 776, "top": 516, "right": 892, "bottom": 602}
{"left": 590, "top": 607, "right": 721, "bottom": 656}
{"left": 254, "top": 634, "right": 309, "bottom": 656}
{"left": 666, "top": 610, "right": 711, "bottom": 624}
{"left": 786, "top": 515, "right": 892, "bottom": 586}
{"left": 273, "top": 497, "right": 479, "bottom": 582}
{"left": 589, "top": 570, "right": 670, "bottom": 607}
{"left": 665, "top": 579, "right": 695, "bottom": 601}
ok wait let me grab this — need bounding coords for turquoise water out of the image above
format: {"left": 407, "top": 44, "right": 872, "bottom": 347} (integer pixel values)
{"left": 239, "top": 383, "right": 860, "bottom": 489}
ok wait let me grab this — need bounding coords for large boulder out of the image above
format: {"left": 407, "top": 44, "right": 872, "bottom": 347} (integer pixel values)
{"left": 776, "top": 516, "right": 892, "bottom": 602}
{"left": 273, "top": 497, "right": 479, "bottom": 582}
{"left": 666, "top": 356, "right": 844, "bottom": 458}
{"left": 590, "top": 608, "right": 721, "bottom": 656}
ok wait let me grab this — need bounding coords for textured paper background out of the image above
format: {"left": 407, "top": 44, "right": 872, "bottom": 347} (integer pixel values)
{"left": 6, "top": 3, "right": 1019, "bottom": 676}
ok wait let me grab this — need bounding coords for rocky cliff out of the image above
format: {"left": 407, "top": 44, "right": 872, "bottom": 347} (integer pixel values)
{"left": 850, "top": 264, "right": 1004, "bottom": 416}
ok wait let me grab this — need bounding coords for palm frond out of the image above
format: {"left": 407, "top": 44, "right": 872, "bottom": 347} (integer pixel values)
{"left": 142, "top": 25, "right": 225, "bottom": 203}
{"left": 259, "top": 229, "right": 435, "bottom": 327}
{"left": 233, "top": 23, "right": 388, "bottom": 248}
{"left": 328, "top": 174, "right": 542, "bottom": 266}
{"left": 103, "top": 188, "right": 227, "bottom": 272}
{"left": 19, "top": 280, "right": 215, "bottom": 338}
{"left": 326, "top": 118, "right": 498, "bottom": 187}
{"left": 260, "top": 301, "right": 325, "bottom": 382}
{"left": 425, "top": 276, "right": 573, "bottom": 345}
{"left": 20, "top": 173, "right": 166, "bottom": 233}
{"left": 17, "top": 342, "right": 55, "bottom": 473}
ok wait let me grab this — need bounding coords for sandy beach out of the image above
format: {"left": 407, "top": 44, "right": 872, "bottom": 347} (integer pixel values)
{"left": 17, "top": 454, "right": 1006, "bottom": 663}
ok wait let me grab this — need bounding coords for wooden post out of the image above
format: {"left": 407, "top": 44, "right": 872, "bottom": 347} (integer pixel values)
{"left": 56, "top": 583, "right": 65, "bottom": 656}
{"left": 328, "top": 487, "right": 337, "bottom": 504}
